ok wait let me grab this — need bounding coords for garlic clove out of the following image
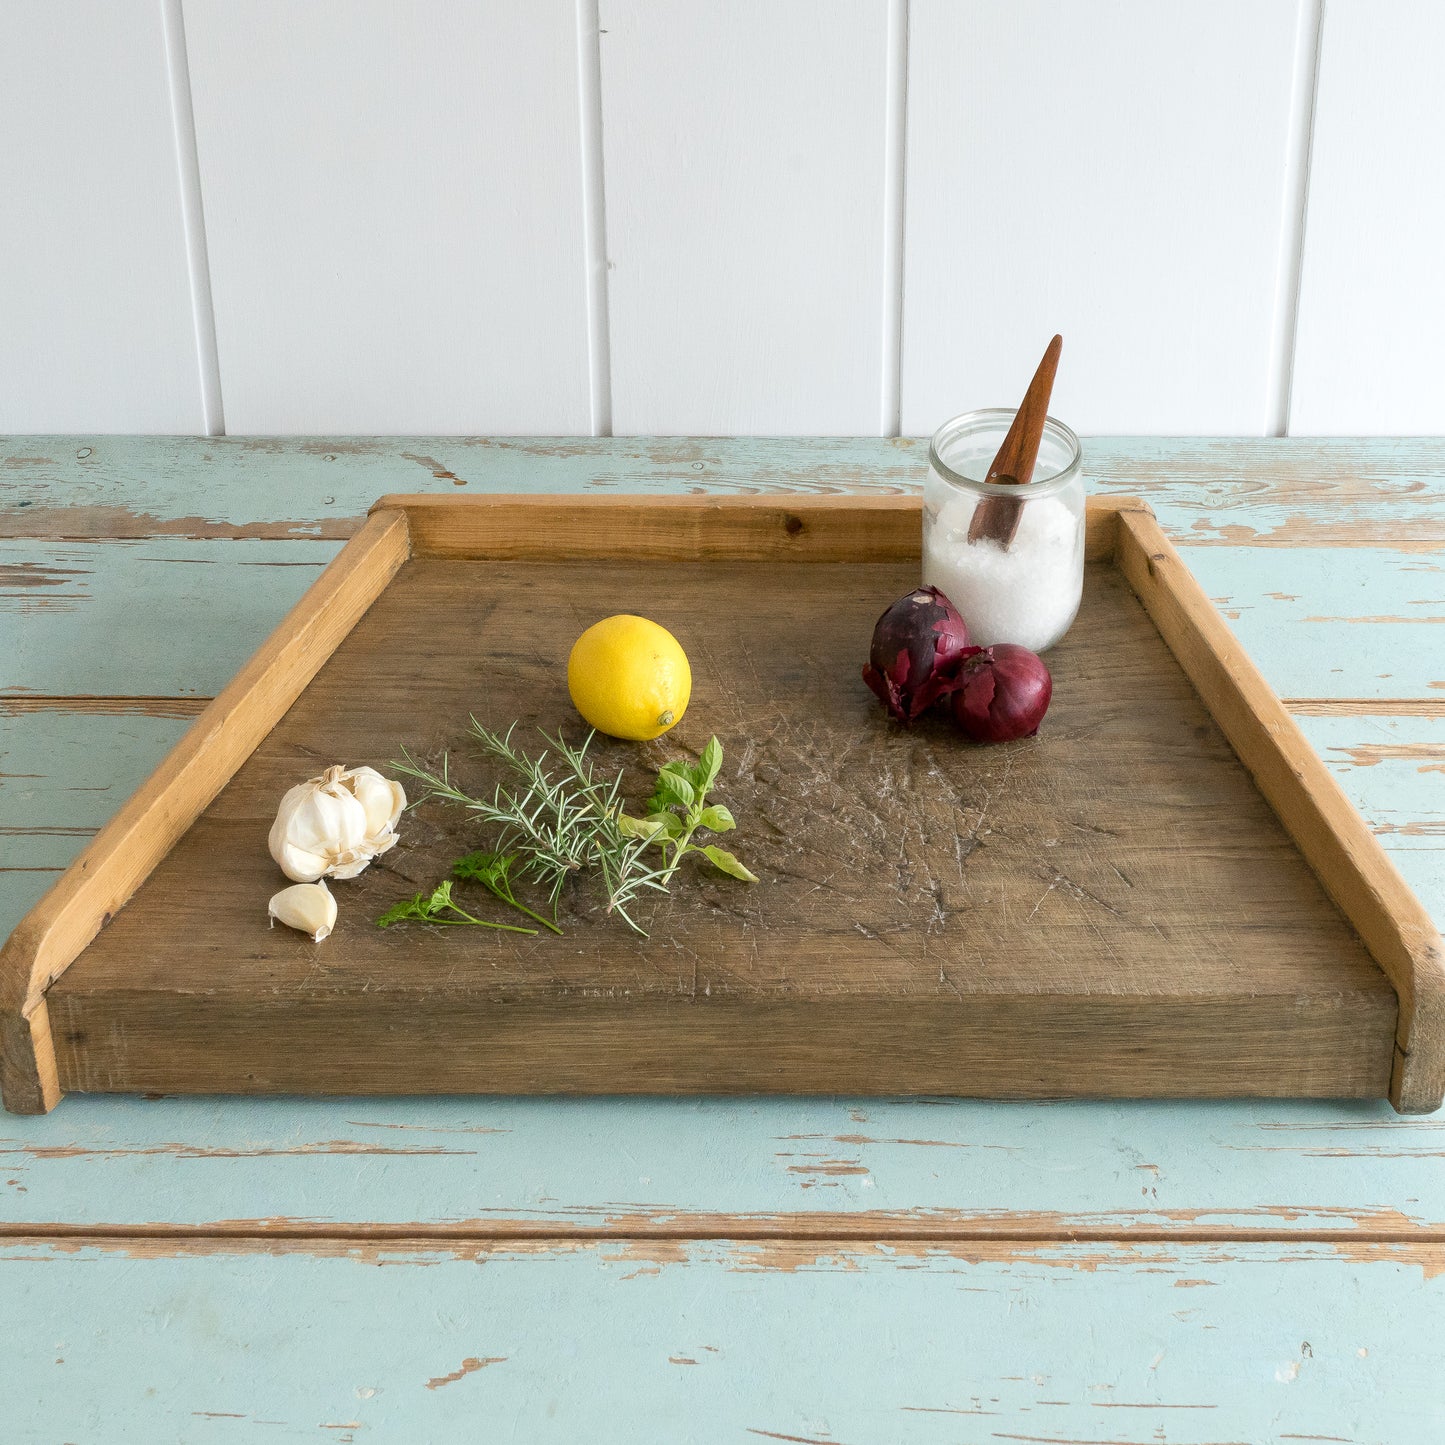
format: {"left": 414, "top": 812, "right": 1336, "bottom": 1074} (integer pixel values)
{"left": 291, "top": 787, "right": 370, "bottom": 855}
{"left": 349, "top": 767, "right": 406, "bottom": 837}
{"left": 268, "top": 881, "right": 337, "bottom": 942}
{"left": 275, "top": 840, "right": 331, "bottom": 884}
{"left": 327, "top": 850, "right": 378, "bottom": 881}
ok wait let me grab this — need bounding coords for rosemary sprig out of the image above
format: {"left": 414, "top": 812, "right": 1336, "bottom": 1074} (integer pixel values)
{"left": 391, "top": 726, "right": 755, "bottom": 937}
{"left": 451, "top": 850, "right": 564, "bottom": 934}
{"left": 375, "top": 879, "right": 537, "bottom": 934}
{"left": 394, "top": 724, "right": 666, "bottom": 935}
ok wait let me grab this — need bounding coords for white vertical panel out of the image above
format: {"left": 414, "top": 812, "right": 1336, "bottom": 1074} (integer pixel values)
{"left": 1290, "top": 1, "right": 1445, "bottom": 435}
{"left": 0, "top": 1, "right": 202, "bottom": 432}
{"left": 901, "top": 0, "right": 1302, "bottom": 437}
{"left": 183, "top": 0, "right": 591, "bottom": 434}
{"left": 599, "top": 0, "right": 890, "bottom": 435}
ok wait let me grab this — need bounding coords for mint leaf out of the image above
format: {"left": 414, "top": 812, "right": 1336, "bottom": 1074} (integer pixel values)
{"left": 648, "top": 766, "right": 695, "bottom": 811}
{"left": 697, "top": 804, "right": 735, "bottom": 834}
{"left": 701, "top": 845, "right": 758, "bottom": 883}
{"left": 693, "top": 736, "right": 723, "bottom": 797}
{"left": 619, "top": 812, "right": 681, "bottom": 842}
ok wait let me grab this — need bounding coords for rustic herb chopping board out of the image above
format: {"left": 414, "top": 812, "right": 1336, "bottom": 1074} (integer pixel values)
{"left": 4, "top": 496, "right": 1441, "bottom": 1114}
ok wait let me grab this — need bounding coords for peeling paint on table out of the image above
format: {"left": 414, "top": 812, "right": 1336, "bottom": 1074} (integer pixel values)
{"left": 2, "top": 435, "right": 1444, "bottom": 1441}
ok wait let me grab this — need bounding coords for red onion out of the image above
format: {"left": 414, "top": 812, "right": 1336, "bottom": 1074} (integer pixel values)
{"left": 862, "top": 587, "right": 976, "bottom": 725}
{"left": 949, "top": 644, "right": 1052, "bottom": 743}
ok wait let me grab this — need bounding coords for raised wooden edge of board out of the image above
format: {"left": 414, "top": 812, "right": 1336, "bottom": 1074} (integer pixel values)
{"left": 0, "top": 509, "right": 414, "bottom": 1114}
{"left": 1113, "top": 502, "right": 1445, "bottom": 1114}
{"left": 368, "top": 490, "right": 1123, "bottom": 564}
{"left": 6, "top": 492, "right": 1436, "bottom": 1114}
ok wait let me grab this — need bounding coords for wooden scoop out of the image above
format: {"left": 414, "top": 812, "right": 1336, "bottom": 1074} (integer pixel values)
{"left": 967, "top": 334, "right": 1063, "bottom": 549}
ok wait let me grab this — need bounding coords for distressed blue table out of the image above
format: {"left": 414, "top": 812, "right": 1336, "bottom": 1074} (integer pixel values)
{"left": 2, "top": 437, "right": 1444, "bottom": 1443}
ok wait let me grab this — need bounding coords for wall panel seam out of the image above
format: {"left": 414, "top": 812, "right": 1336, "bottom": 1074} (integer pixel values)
{"left": 881, "top": 0, "right": 909, "bottom": 437}
{"left": 160, "top": 0, "right": 225, "bottom": 437}
{"left": 1271, "top": 0, "right": 1325, "bottom": 438}
{"left": 577, "top": 0, "right": 613, "bottom": 437}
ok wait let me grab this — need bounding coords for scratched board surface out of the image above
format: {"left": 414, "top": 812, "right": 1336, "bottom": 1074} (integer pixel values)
{"left": 2, "top": 436, "right": 1445, "bottom": 1441}
{"left": 52, "top": 553, "right": 1393, "bottom": 1100}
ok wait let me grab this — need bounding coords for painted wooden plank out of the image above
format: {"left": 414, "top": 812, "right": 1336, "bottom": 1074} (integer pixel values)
{"left": 7, "top": 436, "right": 1444, "bottom": 547}
{"left": 0, "top": 1, "right": 202, "bottom": 431}
{"left": 1296, "top": 714, "right": 1445, "bottom": 917}
{"left": 0, "top": 876, "right": 57, "bottom": 949}
{"left": 1296, "top": 715, "right": 1445, "bottom": 852}
{"left": 0, "top": 712, "right": 193, "bottom": 868}
{"left": 901, "top": 0, "right": 1305, "bottom": 436}
{"left": 2, "top": 1089, "right": 1444, "bottom": 1234}
{"left": 1186, "top": 548, "right": 1445, "bottom": 701}
{"left": 1290, "top": 2, "right": 1445, "bottom": 434}
{"left": 2, "top": 1238, "right": 1443, "bottom": 1441}
{"left": 598, "top": 1, "right": 890, "bottom": 433}
{"left": 6, "top": 535, "right": 1440, "bottom": 705}
{"left": 0, "top": 539, "right": 338, "bottom": 698}
{"left": 181, "top": 0, "right": 591, "bottom": 433}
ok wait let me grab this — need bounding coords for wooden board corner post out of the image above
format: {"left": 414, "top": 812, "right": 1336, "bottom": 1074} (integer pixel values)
{"left": 1111, "top": 500, "right": 1445, "bottom": 1113}
{"left": 0, "top": 509, "right": 413, "bottom": 1113}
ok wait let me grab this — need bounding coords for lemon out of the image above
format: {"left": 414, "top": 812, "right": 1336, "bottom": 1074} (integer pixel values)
{"left": 567, "top": 615, "right": 691, "bottom": 741}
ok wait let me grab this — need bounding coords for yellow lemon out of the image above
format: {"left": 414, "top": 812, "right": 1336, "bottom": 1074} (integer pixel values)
{"left": 567, "top": 615, "right": 691, "bottom": 741}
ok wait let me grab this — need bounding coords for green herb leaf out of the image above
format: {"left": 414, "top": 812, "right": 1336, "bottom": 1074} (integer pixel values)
{"left": 696, "top": 804, "right": 735, "bottom": 834}
{"left": 376, "top": 893, "right": 429, "bottom": 928}
{"left": 648, "top": 766, "right": 696, "bottom": 812}
{"left": 693, "top": 736, "right": 723, "bottom": 797}
{"left": 618, "top": 813, "right": 667, "bottom": 841}
{"left": 701, "top": 845, "right": 758, "bottom": 883}
{"left": 375, "top": 876, "right": 537, "bottom": 934}
{"left": 451, "top": 848, "right": 563, "bottom": 934}
{"left": 452, "top": 849, "right": 512, "bottom": 886}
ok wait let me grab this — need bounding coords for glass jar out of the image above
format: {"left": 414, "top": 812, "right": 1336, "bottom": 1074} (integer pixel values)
{"left": 922, "top": 407, "right": 1085, "bottom": 652}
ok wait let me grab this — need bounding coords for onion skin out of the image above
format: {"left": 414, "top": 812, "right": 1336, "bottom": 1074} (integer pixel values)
{"left": 861, "top": 587, "right": 976, "bottom": 725}
{"left": 949, "top": 644, "right": 1053, "bottom": 743}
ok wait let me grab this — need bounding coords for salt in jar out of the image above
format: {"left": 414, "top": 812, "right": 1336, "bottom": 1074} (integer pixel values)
{"left": 922, "top": 407, "right": 1084, "bottom": 652}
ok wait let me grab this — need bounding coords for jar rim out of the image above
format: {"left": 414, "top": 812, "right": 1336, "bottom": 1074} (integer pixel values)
{"left": 928, "top": 407, "right": 1082, "bottom": 496}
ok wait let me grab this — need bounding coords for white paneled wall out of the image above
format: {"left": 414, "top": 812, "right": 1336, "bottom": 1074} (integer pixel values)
{"left": 599, "top": 0, "right": 892, "bottom": 434}
{"left": 0, "top": 1, "right": 202, "bottom": 431}
{"left": 1289, "top": 1, "right": 1445, "bottom": 434}
{"left": 901, "top": 0, "right": 1305, "bottom": 436}
{"left": 183, "top": 0, "right": 593, "bottom": 433}
{"left": 1, "top": 0, "right": 1442, "bottom": 437}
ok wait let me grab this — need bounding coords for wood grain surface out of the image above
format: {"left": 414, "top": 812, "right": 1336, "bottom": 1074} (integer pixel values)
{"left": 34, "top": 497, "right": 1416, "bottom": 1106}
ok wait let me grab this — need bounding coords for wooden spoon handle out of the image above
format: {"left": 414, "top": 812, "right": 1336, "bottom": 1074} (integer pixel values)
{"left": 968, "top": 334, "right": 1063, "bottom": 548}
{"left": 986, "top": 333, "right": 1062, "bottom": 485}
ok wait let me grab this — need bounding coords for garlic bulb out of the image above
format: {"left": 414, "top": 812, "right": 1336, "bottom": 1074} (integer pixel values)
{"left": 268, "top": 764, "right": 406, "bottom": 882}
{"left": 268, "top": 881, "right": 337, "bottom": 942}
